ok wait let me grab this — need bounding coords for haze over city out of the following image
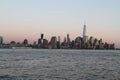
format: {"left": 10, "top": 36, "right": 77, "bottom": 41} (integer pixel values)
{"left": 0, "top": 0, "right": 120, "bottom": 48}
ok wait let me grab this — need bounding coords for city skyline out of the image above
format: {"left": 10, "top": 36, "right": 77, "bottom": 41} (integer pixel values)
{"left": 0, "top": 0, "right": 120, "bottom": 48}
{"left": 0, "top": 23, "right": 115, "bottom": 50}
{"left": 0, "top": 33, "right": 115, "bottom": 50}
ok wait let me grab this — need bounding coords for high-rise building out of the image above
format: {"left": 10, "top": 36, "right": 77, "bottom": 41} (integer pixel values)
{"left": 41, "top": 34, "right": 44, "bottom": 39}
{"left": 38, "top": 34, "right": 44, "bottom": 48}
{"left": 58, "top": 36, "right": 61, "bottom": 43}
{"left": 43, "top": 39, "right": 48, "bottom": 48}
{"left": 67, "top": 34, "right": 70, "bottom": 43}
{"left": 23, "top": 39, "right": 28, "bottom": 46}
{"left": 50, "top": 36, "right": 57, "bottom": 49}
{"left": 67, "top": 34, "right": 70, "bottom": 48}
{"left": 83, "top": 24, "right": 86, "bottom": 37}
{"left": 33, "top": 41, "right": 37, "bottom": 48}
{"left": 83, "top": 36, "right": 88, "bottom": 43}
{"left": 89, "top": 36, "right": 94, "bottom": 48}
{"left": 41, "top": 33, "right": 44, "bottom": 45}
{"left": 0, "top": 36, "right": 3, "bottom": 44}
{"left": 75, "top": 36, "right": 82, "bottom": 49}
{"left": 57, "top": 36, "right": 61, "bottom": 49}
{"left": 61, "top": 37, "right": 67, "bottom": 49}
{"left": 38, "top": 38, "right": 41, "bottom": 44}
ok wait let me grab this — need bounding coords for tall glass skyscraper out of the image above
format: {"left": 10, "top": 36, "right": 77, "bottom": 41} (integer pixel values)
{"left": 83, "top": 24, "right": 86, "bottom": 37}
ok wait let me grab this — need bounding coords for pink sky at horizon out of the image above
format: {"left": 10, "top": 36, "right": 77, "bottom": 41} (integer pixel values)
{"left": 0, "top": 0, "right": 120, "bottom": 48}
{"left": 0, "top": 23, "right": 119, "bottom": 48}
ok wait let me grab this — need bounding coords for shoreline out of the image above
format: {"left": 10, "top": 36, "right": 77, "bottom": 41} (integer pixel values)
{"left": 0, "top": 48, "right": 118, "bottom": 50}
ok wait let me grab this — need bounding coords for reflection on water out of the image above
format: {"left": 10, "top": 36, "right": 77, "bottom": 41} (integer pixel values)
{"left": 0, "top": 49, "right": 120, "bottom": 80}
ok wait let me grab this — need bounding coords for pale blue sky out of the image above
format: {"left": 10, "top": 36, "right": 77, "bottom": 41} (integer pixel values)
{"left": 0, "top": 0, "right": 120, "bottom": 47}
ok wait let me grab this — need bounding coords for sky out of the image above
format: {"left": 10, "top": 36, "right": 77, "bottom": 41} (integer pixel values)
{"left": 0, "top": 0, "right": 120, "bottom": 48}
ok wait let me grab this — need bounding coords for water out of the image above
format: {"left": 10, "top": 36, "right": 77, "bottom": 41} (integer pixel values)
{"left": 0, "top": 49, "right": 120, "bottom": 80}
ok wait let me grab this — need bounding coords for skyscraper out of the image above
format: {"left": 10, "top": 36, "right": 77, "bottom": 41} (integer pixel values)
{"left": 50, "top": 36, "right": 57, "bottom": 49}
{"left": 67, "top": 34, "right": 70, "bottom": 43}
{"left": 0, "top": 36, "right": 3, "bottom": 44}
{"left": 57, "top": 36, "right": 61, "bottom": 49}
{"left": 83, "top": 24, "right": 86, "bottom": 37}
{"left": 38, "top": 33, "right": 44, "bottom": 48}
{"left": 58, "top": 36, "right": 61, "bottom": 43}
{"left": 82, "top": 23, "right": 88, "bottom": 48}
{"left": 41, "top": 34, "right": 44, "bottom": 39}
{"left": 41, "top": 33, "right": 44, "bottom": 45}
{"left": 67, "top": 34, "right": 70, "bottom": 48}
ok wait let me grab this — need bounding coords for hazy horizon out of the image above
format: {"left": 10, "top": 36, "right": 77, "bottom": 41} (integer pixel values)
{"left": 0, "top": 0, "right": 120, "bottom": 48}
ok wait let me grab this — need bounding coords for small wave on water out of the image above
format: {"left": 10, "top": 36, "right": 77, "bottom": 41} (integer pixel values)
{"left": 0, "top": 49, "right": 120, "bottom": 80}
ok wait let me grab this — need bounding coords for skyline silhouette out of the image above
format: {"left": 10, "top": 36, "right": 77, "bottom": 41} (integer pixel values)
{"left": 0, "top": 24, "right": 115, "bottom": 49}
{"left": 0, "top": 0, "right": 120, "bottom": 48}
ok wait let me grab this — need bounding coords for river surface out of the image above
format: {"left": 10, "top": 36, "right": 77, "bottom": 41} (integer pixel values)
{"left": 0, "top": 49, "right": 120, "bottom": 80}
